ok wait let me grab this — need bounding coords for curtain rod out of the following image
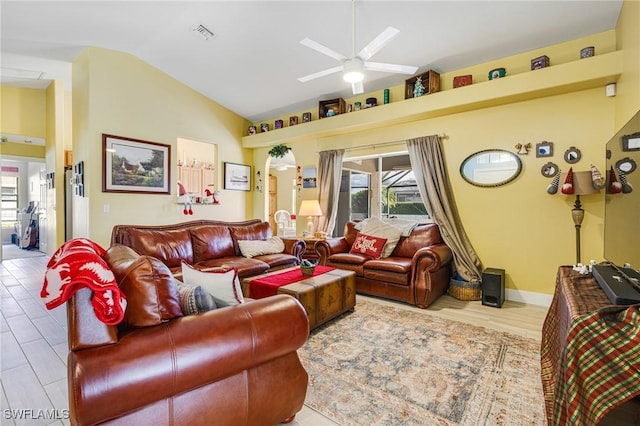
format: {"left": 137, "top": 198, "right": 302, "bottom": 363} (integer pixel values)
{"left": 342, "top": 133, "right": 448, "bottom": 152}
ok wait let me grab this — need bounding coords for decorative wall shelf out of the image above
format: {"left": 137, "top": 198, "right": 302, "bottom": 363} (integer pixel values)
{"left": 242, "top": 51, "right": 622, "bottom": 149}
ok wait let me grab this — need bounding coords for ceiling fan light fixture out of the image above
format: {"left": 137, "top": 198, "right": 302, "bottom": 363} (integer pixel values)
{"left": 343, "top": 58, "right": 364, "bottom": 83}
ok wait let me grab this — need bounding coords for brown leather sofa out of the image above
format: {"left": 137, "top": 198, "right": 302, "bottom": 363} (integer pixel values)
{"left": 110, "top": 219, "right": 305, "bottom": 280}
{"left": 316, "top": 221, "right": 453, "bottom": 308}
{"left": 67, "top": 244, "right": 309, "bottom": 426}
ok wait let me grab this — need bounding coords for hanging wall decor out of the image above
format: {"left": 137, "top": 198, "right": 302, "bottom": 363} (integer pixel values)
{"left": 102, "top": 134, "right": 170, "bottom": 194}
{"left": 536, "top": 141, "right": 554, "bottom": 158}
{"left": 564, "top": 146, "right": 582, "bottom": 164}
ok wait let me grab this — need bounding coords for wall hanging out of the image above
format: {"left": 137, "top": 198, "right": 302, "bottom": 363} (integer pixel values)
{"left": 102, "top": 134, "right": 170, "bottom": 194}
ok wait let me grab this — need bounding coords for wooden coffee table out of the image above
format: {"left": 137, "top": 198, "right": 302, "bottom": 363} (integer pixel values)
{"left": 242, "top": 267, "right": 356, "bottom": 330}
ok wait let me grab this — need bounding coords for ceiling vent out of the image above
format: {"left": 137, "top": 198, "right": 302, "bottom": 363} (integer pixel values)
{"left": 192, "top": 24, "right": 215, "bottom": 41}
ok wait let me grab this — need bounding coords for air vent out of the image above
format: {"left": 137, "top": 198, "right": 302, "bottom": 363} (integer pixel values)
{"left": 192, "top": 24, "right": 215, "bottom": 41}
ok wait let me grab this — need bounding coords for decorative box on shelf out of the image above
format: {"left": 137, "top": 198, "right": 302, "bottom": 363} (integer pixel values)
{"left": 404, "top": 70, "right": 440, "bottom": 99}
{"left": 319, "top": 98, "right": 346, "bottom": 119}
{"left": 531, "top": 55, "right": 550, "bottom": 70}
{"left": 453, "top": 75, "right": 472, "bottom": 88}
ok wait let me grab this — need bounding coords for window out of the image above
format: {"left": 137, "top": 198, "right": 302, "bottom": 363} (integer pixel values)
{"left": 338, "top": 154, "right": 429, "bottom": 231}
{"left": 1, "top": 176, "right": 18, "bottom": 227}
{"left": 381, "top": 169, "right": 428, "bottom": 221}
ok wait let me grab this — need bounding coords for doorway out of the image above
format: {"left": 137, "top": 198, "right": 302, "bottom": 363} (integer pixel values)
{"left": 1, "top": 158, "right": 47, "bottom": 261}
{"left": 265, "top": 150, "right": 297, "bottom": 236}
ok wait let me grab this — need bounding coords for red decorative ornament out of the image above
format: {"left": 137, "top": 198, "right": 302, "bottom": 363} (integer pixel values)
{"left": 608, "top": 166, "right": 622, "bottom": 194}
{"left": 561, "top": 167, "right": 574, "bottom": 195}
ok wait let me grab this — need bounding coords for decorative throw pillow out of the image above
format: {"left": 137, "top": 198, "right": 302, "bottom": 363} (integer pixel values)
{"left": 181, "top": 262, "right": 244, "bottom": 307}
{"left": 360, "top": 217, "right": 404, "bottom": 257}
{"left": 349, "top": 232, "right": 387, "bottom": 259}
{"left": 176, "top": 283, "right": 217, "bottom": 315}
{"left": 119, "top": 255, "right": 183, "bottom": 329}
{"left": 237, "top": 236, "right": 285, "bottom": 258}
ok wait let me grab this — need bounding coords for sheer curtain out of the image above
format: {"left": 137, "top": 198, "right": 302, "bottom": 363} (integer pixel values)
{"left": 316, "top": 149, "right": 344, "bottom": 236}
{"left": 407, "top": 135, "right": 483, "bottom": 282}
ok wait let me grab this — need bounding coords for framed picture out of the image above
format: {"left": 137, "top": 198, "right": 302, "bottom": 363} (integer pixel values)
{"left": 303, "top": 167, "right": 317, "bottom": 188}
{"left": 536, "top": 141, "right": 553, "bottom": 158}
{"left": 302, "top": 112, "right": 312, "bottom": 123}
{"left": 622, "top": 132, "right": 640, "bottom": 151}
{"left": 102, "top": 134, "right": 170, "bottom": 194}
{"left": 224, "top": 162, "right": 251, "bottom": 191}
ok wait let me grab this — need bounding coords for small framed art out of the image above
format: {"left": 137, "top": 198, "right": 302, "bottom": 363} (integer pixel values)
{"left": 536, "top": 141, "right": 553, "bottom": 158}
{"left": 223, "top": 162, "right": 251, "bottom": 191}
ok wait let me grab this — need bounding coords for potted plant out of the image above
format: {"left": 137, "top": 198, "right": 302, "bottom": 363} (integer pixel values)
{"left": 268, "top": 144, "right": 291, "bottom": 158}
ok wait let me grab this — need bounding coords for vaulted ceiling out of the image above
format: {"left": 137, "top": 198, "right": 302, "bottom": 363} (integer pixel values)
{"left": 1, "top": 1, "right": 623, "bottom": 123}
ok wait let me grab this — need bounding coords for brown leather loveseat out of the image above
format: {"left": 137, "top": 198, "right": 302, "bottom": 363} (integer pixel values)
{"left": 110, "top": 219, "right": 305, "bottom": 280}
{"left": 67, "top": 244, "right": 309, "bottom": 425}
{"left": 316, "top": 220, "right": 453, "bottom": 308}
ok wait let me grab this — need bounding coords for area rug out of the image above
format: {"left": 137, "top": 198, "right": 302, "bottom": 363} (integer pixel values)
{"left": 298, "top": 299, "right": 546, "bottom": 425}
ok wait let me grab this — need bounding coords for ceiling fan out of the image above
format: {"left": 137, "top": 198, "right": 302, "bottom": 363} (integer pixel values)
{"left": 297, "top": 0, "right": 418, "bottom": 95}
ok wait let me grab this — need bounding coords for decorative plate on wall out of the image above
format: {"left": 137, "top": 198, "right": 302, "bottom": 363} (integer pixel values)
{"left": 564, "top": 146, "right": 581, "bottom": 164}
{"left": 541, "top": 162, "right": 560, "bottom": 177}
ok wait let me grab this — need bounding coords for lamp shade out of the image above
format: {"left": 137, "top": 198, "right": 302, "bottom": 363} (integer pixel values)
{"left": 298, "top": 199, "right": 322, "bottom": 217}
{"left": 559, "top": 171, "right": 600, "bottom": 196}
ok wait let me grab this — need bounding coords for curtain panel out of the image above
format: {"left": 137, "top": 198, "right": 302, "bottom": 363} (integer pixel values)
{"left": 316, "top": 149, "right": 345, "bottom": 236}
{"left": 406, "top": 135, "right": 483, "bottom": 282}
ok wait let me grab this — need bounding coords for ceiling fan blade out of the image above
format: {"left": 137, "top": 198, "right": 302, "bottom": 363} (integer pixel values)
{"left": 357, "top": 27, "right": 400, "bottom": 61}
{"left": 298, "top": 65, "right": 344, "bottom": 83}
{"left": 300, "top": 38, "right": 347, "bottom": 62}
{"left": 352, "top": 81, "right": 364, "bottom": 95}
{"left": 364, "top": 61, "right": 418, "bottom": 75}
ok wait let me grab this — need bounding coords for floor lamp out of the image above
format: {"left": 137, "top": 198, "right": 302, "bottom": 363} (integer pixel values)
{"left": 562, "top": 171, "right": 599, "bottom": 264}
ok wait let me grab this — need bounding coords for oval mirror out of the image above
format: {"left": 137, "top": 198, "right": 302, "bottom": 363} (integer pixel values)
{"left": 460, "top": 149, "right": 522, "bottom": 187}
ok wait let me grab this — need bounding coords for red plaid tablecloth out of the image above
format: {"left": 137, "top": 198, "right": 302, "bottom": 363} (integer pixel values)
{"left": 541, "top": 266, "right": 640, "bottom": 425}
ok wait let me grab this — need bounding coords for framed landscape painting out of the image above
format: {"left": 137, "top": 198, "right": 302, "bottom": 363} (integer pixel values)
{"left": 102, "top": 134, "right": 171, "bottom": 194}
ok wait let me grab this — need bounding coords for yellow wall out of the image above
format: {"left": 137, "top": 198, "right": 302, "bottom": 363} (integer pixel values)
{"left": 253, "top": 30, "right": 618, "bottom": 130}
{"left": 0, "top": 86, "right": 46, "bottom": 138}
{"left": 72, "top": 47, "right": 252, "bottom": 246}
{"left": 615, "top": 0, "right": 640, "bottom": 130}
{"left": 0, "top": 142, "right": 45, "bottom": 158}
{"left": 45, "top": 81, "right": 66, "bottom": 250}
{"left": 0, "top": 85, "right": 47, "bottom": 158}
{"left": 3, "top": 1, "right": 635, "bottom": 302}
{"left": 250, "top": 27, "right": 638, "bottom": 300}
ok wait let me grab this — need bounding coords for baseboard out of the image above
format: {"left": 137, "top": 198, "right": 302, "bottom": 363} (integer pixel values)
{"left": 506, "top": 288, "right": 552, "bottom": 308}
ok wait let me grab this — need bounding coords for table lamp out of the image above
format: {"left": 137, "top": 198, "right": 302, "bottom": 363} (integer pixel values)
{"left": 298, "top": 199, "right": 323, "bottom": 236}
{"left": 560, "top": 170, "right": 600, "bottom": 263}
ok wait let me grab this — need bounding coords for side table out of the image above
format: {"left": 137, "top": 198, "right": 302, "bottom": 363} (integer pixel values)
{"left": 283, "top": 237, "right": 323, "bottom": 261}
{"left": 541, "top": 266, "right": 640, "bottom": 425}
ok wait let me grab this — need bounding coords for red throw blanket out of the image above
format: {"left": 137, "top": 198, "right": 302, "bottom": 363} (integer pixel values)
{"left": 41, "top": 239, "right": 126, "bottom": 325}
{"left": 250, "top": 266, "right": 335, "bottom": 299}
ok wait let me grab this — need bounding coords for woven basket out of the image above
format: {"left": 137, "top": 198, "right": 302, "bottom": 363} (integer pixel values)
{"left": 448, "top": 278, "right": 481, "bottom": 301}
{"left": 300, "top": 265, "right": 315, "bottom": 276}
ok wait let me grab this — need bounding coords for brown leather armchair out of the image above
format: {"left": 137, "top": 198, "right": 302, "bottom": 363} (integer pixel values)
{"left": 316, "top": 221, "right": 453, "bottom": 308}
{"left": 67, "top": 245, "right": 309, "bottom": 425}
